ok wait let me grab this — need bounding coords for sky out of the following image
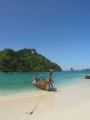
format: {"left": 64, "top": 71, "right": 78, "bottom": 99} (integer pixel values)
{"left": 0, "top": 0, "right": 90, "bottom": 70}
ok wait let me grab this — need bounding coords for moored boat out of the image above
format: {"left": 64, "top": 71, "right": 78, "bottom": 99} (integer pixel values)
{"left": 32, "top": 68, "right": 53, "bottom": 91}
{"left": 85, "top": 75, "right": 90, "bottom": 79}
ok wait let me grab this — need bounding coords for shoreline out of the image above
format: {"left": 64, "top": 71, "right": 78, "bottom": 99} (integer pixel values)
{"left": 0, "top": 83, "right": 90, "bottom": 120}
{"left": 0, "top": 80, "right": 90, "bottom": 99}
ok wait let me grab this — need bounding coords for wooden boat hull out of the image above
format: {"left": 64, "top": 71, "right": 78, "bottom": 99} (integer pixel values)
{"left": 32, "top": 80, "right": 50, "bottom": 91}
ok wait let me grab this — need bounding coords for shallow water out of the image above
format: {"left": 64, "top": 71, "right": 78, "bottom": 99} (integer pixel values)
{"left": 0, "top": 70, "right": 90, "bottom": 95}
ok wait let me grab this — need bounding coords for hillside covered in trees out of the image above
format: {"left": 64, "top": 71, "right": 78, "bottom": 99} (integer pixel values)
{"left": 0, "top": 48, "right": 62, "bottom": 72}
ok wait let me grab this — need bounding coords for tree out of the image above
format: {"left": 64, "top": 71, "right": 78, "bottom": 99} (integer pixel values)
{"left": 0, "top": 48, "right": 62, "bottom": 72}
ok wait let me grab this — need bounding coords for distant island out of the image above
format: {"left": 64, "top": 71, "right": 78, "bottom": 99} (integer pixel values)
{"left": 70, "top": 67, "right": 74, "bottom": 71}
{"left": 0, "top": 48, "right": 62, "bottom": 72}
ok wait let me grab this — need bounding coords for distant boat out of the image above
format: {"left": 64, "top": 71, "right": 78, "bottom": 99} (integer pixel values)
{"left": 32, "top": 69, "right": 54, "bottom": 91}
{"left": 85, "top": 75, "right": 90, "bottom": 79}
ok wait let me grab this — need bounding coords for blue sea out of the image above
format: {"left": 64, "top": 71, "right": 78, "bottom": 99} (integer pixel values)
{"left": 0, "top": 70, "right": 90, "bottom": 95}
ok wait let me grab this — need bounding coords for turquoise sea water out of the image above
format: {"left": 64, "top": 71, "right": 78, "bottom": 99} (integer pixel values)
{"left": 0, "top": 70, "right": 90, "bottom": 95}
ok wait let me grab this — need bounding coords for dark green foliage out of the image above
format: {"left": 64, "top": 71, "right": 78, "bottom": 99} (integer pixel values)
{"left": 0, "top": 48, "right": 62, "bottom": 72}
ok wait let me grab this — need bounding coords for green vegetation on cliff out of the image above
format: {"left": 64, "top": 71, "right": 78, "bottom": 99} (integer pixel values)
{"left": 0, "top": 48, "right": 62, "bottom": 72}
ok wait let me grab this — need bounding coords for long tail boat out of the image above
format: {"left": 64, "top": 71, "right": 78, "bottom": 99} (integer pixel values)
{"left": 32, "top": 69, "right": 53, "bottom": 91}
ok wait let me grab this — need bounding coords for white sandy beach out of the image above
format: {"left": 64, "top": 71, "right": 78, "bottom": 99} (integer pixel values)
{"left": 0, "top": 84, "right": 90, "bottom": 120}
